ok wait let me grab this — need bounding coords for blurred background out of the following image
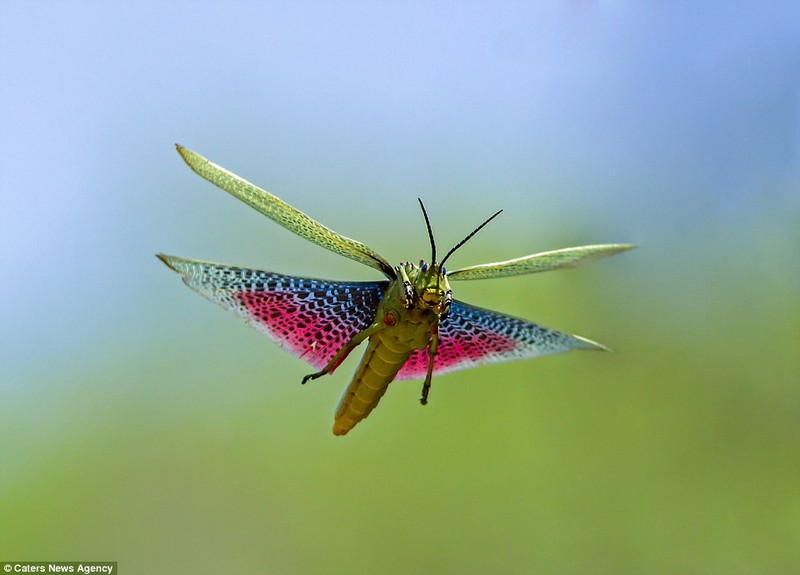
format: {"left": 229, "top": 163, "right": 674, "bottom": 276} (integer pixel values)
{"left": 1, "top": 1, "right": 798, "bottom": 573}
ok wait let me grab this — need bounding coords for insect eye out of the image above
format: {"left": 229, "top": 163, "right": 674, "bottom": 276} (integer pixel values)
{"left": 421, "top": 263, "right": 428, "bottom": 272}
{"left": 442, "top": 266, "right": 446, "bottom": 275}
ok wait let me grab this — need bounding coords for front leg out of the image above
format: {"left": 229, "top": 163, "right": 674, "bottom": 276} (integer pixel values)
{"left": 395, "top": 264, "right": 415, "bottom": 308}
{"left": 302, "top": 320, "right": 385, "bottom": 384}
{"left": 420, "top": 324, "right": 440, "bottom": 405}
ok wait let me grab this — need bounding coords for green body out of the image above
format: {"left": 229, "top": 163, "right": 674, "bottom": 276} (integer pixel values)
{"left": 333, "top": 264, "right": 448, "bottom": 435}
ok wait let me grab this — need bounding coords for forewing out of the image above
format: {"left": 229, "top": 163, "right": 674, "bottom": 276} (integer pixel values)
{"left": 396, "top": 299, "right": 605, "bottom": 379}
{"left": 159, "top": 255, "right": 387, "bottom": 370}
{"left": 446, "top": 244, "right": 635, "bottom": 281}
{"left": 176, "top": 146, "right": 395, "bottom": 278}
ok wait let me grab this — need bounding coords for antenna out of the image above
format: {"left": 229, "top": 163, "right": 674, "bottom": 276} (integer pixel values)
{"left": 440, "top": 209, "right": 503, "bottom": 268}
{"left": 418, "top": 198, "right": 437, "bottom": 264}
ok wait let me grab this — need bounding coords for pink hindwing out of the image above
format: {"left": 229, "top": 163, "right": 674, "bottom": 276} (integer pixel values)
{"left": 160, "top": 256, "right": 603, "bottom": 380}
{"left": 161, "top": 256, "right": 386, "bottom": 370}
{"left": 396, "top": 300, "right": 602, "bottom": 379}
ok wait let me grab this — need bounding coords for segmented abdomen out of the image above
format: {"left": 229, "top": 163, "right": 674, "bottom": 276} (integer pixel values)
{"left": 333, "top": 334, "right": 414, "bottom": 436}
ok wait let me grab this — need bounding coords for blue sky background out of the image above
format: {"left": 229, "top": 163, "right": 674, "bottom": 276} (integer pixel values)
{"left": 1, "top": 2, "right": 799, "bottom": 573}
{"left": 1, "top": 2, "right": 798, "bottom": 372}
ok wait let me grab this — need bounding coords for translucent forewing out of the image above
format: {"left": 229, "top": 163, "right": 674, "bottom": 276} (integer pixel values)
{"left": 176, "top": 146, "right": 395, "bottom": 278}
{"left": 446, "top": 244, "right": 635, "bottom": 281}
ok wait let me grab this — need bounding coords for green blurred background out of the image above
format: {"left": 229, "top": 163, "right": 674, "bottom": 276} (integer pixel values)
{"left": 2, "top": 2, "right": 798, "bottom": 573}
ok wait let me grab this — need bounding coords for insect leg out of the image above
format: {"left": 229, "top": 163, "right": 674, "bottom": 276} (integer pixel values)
{"left": 301, "top": 321, "right": 386, "bottom": 384}
{"left": 420, "top": 324, "right": 440, "bottom": 405}
{"left": 395, "top": 265, "right": 414, "bottom": 308}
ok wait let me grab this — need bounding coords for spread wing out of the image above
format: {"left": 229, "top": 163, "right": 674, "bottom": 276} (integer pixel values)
{"left": 446, "top": 244, "right": 635, "bottom": 281}
{"left": 396, "top": 299, "right": 606, "bottom": 380}
{"left": 158, "top": 254, "right": 387, "bottom": 370}
{"left": 176, "top": 145, "right": 395, "bottom": 278}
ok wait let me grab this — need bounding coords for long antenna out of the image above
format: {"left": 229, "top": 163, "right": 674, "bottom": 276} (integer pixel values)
{"left": 418, "top": 198, "right": 437, "bottom": 264}
{"left": 440, "top": 209, "right": 503, "bottom": 268}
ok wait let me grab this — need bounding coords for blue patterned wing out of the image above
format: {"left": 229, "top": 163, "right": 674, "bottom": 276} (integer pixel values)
{"left": 158, "top": 254, "right": 387, "bottom": 370}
